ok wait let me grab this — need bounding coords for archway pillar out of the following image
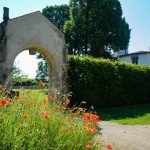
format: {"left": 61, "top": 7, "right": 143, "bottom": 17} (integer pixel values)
{"left": 2, "top": 66, "right": 13, "bottom": 90}
{"left": 48, "top": 68, "right": 62, "bottom": 97}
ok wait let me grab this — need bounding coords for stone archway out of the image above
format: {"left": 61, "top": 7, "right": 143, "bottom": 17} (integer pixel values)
{"left": 0, "top": 10, "right": 67, "bottom": 95}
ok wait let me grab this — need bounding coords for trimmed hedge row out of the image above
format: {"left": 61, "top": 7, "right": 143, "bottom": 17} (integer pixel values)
{"left": 68, "top": 55, "right": 150, "bottom": 108}
{"left": 13, "top": 78, "right": 37, "bottom": 86}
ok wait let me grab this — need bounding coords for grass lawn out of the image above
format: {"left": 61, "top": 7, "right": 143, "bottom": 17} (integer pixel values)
{"left": 96, "top": 104, "right": 150, "bottom": 125}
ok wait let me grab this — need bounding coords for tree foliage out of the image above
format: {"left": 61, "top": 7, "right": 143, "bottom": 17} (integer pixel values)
{"left": 42, "top": 4, "right": 70, "bottom": 31}
{"left": 35, "top": 60, "right": 48, "bottom": 82}
{"left": 64, "top": 0, "right": 131, "bottom": 57}
{"left": 13, "top": 64, "right": 28, "bottom": 81}
{"left": 36, "top": 1, "right": 131, "bottom": 81}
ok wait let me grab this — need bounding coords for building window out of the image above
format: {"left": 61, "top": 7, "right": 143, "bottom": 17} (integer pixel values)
{"left": 131, "top": 56, "right": 139, "bottom": 64}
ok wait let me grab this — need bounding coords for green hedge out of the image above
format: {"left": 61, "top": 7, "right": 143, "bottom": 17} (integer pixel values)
{"left": 13, "top": 78, "right": 45, "bottom": 86}
{"left": 68, "top": 55, "right": 150, "bottom": 108}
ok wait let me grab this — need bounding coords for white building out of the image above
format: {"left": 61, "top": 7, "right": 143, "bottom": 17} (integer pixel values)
{"left": 118, "top": 51, "right": 150, "bottom": 65}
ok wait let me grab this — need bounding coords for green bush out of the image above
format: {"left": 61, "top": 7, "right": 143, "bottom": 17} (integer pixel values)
{"left": 13, "top": 78, "right": 48, "bottom": 87}
{"left": 68, "top": 55, "right": 150, "bottom": 108}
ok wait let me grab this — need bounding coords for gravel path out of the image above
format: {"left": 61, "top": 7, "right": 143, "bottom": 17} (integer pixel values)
{"left": 96, "top": 121, "right": 150, "bottom": 150}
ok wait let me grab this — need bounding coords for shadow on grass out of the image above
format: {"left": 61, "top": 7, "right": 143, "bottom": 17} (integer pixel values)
{"left": 96, "top": 103, "right": 150, "bottom": 121}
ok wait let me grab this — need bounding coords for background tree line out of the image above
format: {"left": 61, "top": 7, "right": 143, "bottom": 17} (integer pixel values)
{"left": 36, "top": 0, "right": 131, "bottom": 81}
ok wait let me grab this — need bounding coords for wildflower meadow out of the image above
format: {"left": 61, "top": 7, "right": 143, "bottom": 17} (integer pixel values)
{"left": 0, "top": 90, "right": 102, "bottom": 150}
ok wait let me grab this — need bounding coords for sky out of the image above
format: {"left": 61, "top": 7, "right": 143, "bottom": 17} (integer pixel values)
{"left": 0, "top": 0, "right": 150, "bottom": 78}
{"left": 120, "top": 0, "right": 150, "bottom": 52}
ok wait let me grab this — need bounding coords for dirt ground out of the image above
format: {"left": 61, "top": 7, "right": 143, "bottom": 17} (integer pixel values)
{"left": 96, "top": 121, "right": 150, "bottom": 150}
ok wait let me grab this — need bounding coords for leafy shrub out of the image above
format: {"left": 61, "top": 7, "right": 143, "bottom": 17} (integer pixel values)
{"left": 68, "top": 55, "right": 150, "bottom": 107}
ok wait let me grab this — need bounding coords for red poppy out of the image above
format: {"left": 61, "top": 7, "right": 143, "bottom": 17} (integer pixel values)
{"left": 48, "top": 95, "right": 53, "bottom": 99}
{"left": 1, "top": 99, "right": 9, "bottom": 106}
{"left": 45, "top": 115, "right": 50, "bottom": 120}
{"left": 85, "top": 144, "right": 92, "bottom": 149}
{"left": 107, "top": 144, "right": 112, "bottom": 150}
{"left": 54, "top": 97, "right": 58, "bottom": 101}
{"left": 40, "top": 110, "right": 47, "bottom": 115}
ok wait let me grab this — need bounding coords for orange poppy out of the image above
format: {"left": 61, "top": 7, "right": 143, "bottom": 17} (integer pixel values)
{"left": 55, "top": 105, "right": 60, "bottom": 110}
{"left": 23, "top": 114, "right": 29, "bottom": 118}
{"left": 43, "top": 99, "right": 48, "bottom": 105}
{"left": 86, "top": 126, "right": 96, "bottom": 133}
{"left": 71, "top": 113, "right": 77, "bottom": 117}
{"left": 39, "top": 81, "right": 45, "bottom": 87}
{"left": 85, "top": 144, "right": 92, "bottom": 149}
{"left": 65, "top": 99, "right": 70, "bottom": 104}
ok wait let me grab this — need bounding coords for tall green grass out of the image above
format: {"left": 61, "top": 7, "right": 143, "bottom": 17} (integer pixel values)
{"left": 0, "top": 90, "right": 101, "bottom": 150}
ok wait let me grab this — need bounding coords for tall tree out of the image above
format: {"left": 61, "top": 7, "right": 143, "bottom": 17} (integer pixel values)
{"left": 64, "top": 0, "right": 131, "bottom": 57}
{"left": 36, "top": 1, "right": 131, "bottom": 80}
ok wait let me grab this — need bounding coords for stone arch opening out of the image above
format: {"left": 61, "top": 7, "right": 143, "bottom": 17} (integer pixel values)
{"left": 9, "top": 45, "right": 62, "bottom": 96}
{"left": 13, "top": 50, "right": 39, "bottom": 80}
{"left": 24, "top": 45, "right": 56, "bottom": 74}
{"left": 13, "top": 49, "right": 50, "bottom": 86}
{"left": 24, "top": 46, "right": 63, "bottom": 96}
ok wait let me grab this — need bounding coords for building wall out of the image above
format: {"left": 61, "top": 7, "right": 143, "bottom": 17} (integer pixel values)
{"left": 118, "top": 53, "right": 150, "bottom": 66}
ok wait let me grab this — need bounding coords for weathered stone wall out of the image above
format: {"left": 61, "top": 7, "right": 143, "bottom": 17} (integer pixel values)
{"left": 0, "top": 21, "right": 7, "bottom": 84}
{"left": 0, "top": 64, "right": 3, "bottom": 82}
{"left": 0, "top": 22, "right": 7, "bottom": 62}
